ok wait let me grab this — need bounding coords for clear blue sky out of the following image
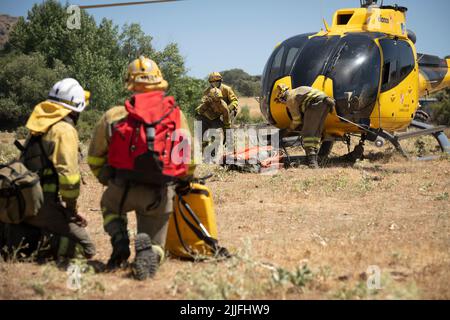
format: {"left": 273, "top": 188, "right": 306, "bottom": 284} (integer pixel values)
{"left": 1, "top": 0, "right": 449, "bottom": 78}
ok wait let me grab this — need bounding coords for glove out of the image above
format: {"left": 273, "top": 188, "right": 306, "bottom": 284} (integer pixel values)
{"left": 70, "top": 212, "right": 88, "bottom": 228}
{"left": 63, "top": 199, "right": 88, "bottom": 228}
{"left": 324, "top": 97, "right": 336, "bottom": 113}
{"left": 230, "top": 107, "right": 238, "bottom": 120}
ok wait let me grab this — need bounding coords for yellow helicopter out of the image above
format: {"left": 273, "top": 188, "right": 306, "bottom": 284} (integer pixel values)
{"left": 260, "top": 0, "right": 450, "bottom": 160}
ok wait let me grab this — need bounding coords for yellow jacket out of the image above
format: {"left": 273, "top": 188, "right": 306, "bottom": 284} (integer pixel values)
{"left": 196, "top": 98, "right": 231, "bottom": 124}
{"left": 202, "top": 84, "right": 238, "bottom": 111}
{"left": 26, "top": 101, "right": 81, "bottom": 207}
{"left": 286, "top": 87, "right": 328, "bottom": 131}
{"left": 88, "top": 105, "right": 196, "bottom": 183}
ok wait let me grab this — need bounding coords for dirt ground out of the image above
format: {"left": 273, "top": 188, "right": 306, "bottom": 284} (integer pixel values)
{"left": 0, "top": 130, "right": 449, "bottom": 300}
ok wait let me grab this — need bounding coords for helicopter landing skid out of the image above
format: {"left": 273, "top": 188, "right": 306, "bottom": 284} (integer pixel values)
{"left": 377, "top": 121, "right": 450, "bottom": 159}
{"left": 279, "top": 120, "right": 450, "bottom": 167}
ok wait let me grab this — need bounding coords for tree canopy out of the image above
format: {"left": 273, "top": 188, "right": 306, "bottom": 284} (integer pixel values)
{"left": 220, "top": 68, "right": 261, "bottom": 97}
{"left": 0, "top": 0, "right": 206, "bottom": 130}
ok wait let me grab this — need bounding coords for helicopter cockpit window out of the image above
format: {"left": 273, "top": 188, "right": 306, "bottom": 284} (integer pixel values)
{"left": 380, "top": 39, "right": 415, "bottom": 92}
{"left": 326, "top": 34, "right": 381, "bottom": 121}
{"left": 291, "top": 36, "right": 340, "bottom": 88}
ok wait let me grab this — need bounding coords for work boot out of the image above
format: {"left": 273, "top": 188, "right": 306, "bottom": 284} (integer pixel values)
{"left": 107, "top": 233, "right": 130, "bottom": 270}
{"left": 306, "top": 150, "right": 319, "bottom": 169}
{"left": 131, "top": 233, "right": 158, "bottom": 281}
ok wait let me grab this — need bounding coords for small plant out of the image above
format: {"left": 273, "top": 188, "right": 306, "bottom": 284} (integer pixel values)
{"left": 332, "top": 175, "right": 349, "bottom": 191}
{"left": 15, "top": 126, "right": 29, "bottom": 140}
{"left": 435, "top": 192, "right": 449, "bottom": 201}
{"left": 334, "top": 281, "right": 370, "bottom": 300}
{"left": 414, "top": 138, "right": 426, "bottom": 157}
{"left": 234, "top": 106, "right": 264, "bottom": 125}
{"left": 31, "top": 282, "right": 46, "bottom": 296}
{"left": 0, "top": 144, "right": 19, "bottom": 163}
{"left": 272, "top": 264, "right": 314, "bottom": 288}
{"left": 235, "top": 106, "right": 251, "bottom": 124}
{"left": 357, "top": 173, "right": 373, "bottom": 193}
{"left": 296, "top": 179, "right": 314, "bottom": 193}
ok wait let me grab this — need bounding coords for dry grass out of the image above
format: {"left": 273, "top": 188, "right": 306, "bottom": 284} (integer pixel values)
{"left": 238, "top": 97, "right": 261, "bottom": 119}
{"left": 1, "top": 131, "right": 449, "bottom": 300}
{"left": 0, "top": 132, "right": 19, "bottom": 163}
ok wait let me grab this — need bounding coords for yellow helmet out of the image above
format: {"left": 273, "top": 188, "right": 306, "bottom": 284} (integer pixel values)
{"left": 208, "top": 87, "right": 223, "bottom": 101}
{"left": 274, "top": 83, "right": 289, "bottom": 103}
{"left": 126, "top": 56, "right": 168, "bottom": 92}
{"left": 208, "top": 72, "right": 223, "bottom": 83}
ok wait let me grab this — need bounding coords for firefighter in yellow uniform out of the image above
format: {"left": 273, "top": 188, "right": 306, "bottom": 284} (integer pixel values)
{"left": 195, "top": 87, "right": 231, "bottom": 145}
{"left": 275, "top": 84, "right": 335, "bottom": 168}
{"left": 196, "top": 72, "right": 239, "bottom": 133}
{"left": 7, "top": 78, "right": 97, "bottom": 259}
{"left": 88, "top": 56, "right": 195, "bottom": 280}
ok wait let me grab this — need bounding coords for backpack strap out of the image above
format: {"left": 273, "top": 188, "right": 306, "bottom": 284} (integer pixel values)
{"left": 35, "top": 137, "right": 59, "bottom": 187}
{"left": 17, "top": 134, "right": 58, "bottom": 202}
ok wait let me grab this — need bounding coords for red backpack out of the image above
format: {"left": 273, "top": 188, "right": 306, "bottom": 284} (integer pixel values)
{"left": 108, "top": 91, "right": 190, "bottom": 185}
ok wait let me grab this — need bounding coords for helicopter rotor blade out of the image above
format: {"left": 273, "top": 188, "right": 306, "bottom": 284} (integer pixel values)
{"left": 79, "top": 0, "right": 183, "bottom": 10}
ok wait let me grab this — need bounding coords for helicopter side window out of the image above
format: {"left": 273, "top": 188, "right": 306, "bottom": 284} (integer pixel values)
{"left": 284, "top": 47, "right": 300, "bottom": 74}
{"left": 398, "top": 41, "right": 415, "bottom": 80}
{"left": 261, "top": 45, "right": 284, "bottom": 98}
{"left": 269, "top": 46, "right": 285, "bottom": 85}
{"left": 380, "top": 39, "right": 415, "bottom": 92}
{"left": 262, "top": 33, "right": 313, "bottom": 97}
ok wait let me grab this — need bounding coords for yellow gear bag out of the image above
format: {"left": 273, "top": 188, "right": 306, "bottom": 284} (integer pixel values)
{"left": 166, "top": 183, "right": 229, "bottom": 259}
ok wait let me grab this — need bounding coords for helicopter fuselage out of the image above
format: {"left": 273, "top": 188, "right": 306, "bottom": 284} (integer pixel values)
{"left": 260, "top": 6, "right": 450, "bottom": 138}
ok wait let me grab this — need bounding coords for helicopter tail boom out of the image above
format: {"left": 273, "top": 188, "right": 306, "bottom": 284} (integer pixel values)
{"left": 418, "top": 53, "right": 450, "bottom": 96}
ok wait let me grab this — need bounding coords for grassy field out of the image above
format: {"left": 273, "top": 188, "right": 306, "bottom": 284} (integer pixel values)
{"left": 0, "top": 130, "right": 449, "bottom": 300}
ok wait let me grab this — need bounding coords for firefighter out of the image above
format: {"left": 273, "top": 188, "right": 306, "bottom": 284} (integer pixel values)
{"left": 195, "top": 87, "right": 231, "bottom": 146}
{"left": 196, "top": 72, "right": 239, "bottom": 136}
{"left": 275, "top": 84, "right": 335, "bottom": 168}
{"left": 87, "top": 56, "right": 195, "bottom": 280}
{"left": 2, "top": 78, "right": 97, "bottom": 260}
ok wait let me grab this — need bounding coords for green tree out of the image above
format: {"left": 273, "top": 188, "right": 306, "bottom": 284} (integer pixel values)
{"left": 169, "top": 76, "right": 208, "bottom": 118}
{"left": 119, "top": 23, "right": 155, "bottom": 62}
{"left": 8, "top": 1, "right": 127, "bottom": 111}
{"left": 0, "top": 52, "right": 68, "bottom": 129}
{"left": 431, "top": 88, "right": 450, "bottom": 126}
{"left": 220, "top": 68, "right": 261, "bottom": 97}
{"left": 2, "top": 0, "right": 205, "bottom": 133}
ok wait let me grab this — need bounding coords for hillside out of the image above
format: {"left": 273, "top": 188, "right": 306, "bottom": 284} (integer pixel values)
{"left": 0, "top": 14, "right": 18, "bottom": 49}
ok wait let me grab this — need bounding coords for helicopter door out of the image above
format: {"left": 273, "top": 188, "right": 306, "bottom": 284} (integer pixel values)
{"left": 378, "top": 38, "right": 418, "bottom": 130}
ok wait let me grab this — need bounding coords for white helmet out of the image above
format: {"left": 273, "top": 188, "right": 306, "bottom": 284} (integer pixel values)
{"left": 48, "top": 78, "right": 90, "bottom": 113}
